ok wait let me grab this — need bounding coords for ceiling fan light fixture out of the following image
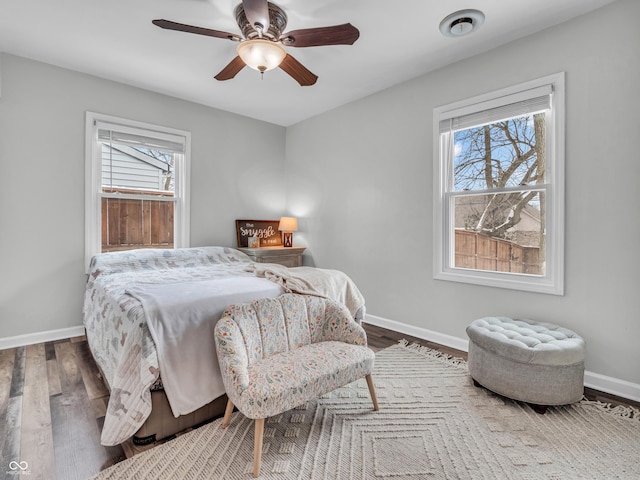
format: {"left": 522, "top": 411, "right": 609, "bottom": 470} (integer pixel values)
{"left": 237, "top": 39, "right": 286, "bottom": 72}
{"left": 439, "top": 9, "right": 485, "bottom": 37}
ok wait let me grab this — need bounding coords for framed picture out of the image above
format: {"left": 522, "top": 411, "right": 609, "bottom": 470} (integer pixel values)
{"left": 235, "top": 220, "right": 282, "bottom": 247}
{"left": 247, "top": 236, "right": 260, "bottom": 248}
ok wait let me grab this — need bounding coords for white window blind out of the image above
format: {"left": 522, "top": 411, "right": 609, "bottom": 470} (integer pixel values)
{"left": 96, "top": 121, "right": 186, "bottom": 153}
{"left": 439, "top": 84, "right": 553, "bottom": 133}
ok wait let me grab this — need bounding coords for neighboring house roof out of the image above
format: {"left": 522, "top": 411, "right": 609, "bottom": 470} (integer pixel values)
{"left": 101, "top": 143, "right": 171, "bottom": 192}
{"left": 110, "top": 144, "right": 170, "bottom": 173}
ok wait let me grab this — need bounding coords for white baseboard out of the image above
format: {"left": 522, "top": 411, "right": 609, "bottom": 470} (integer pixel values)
{"left": 0, "top": 325, "right": 86, "bottom": 350}
{"left": 584, "top": 372, "right": 640, "bottom": 403}
{"left": 365, "top": 313, "right": 640, "bottom": 404}
{"left": 365, "top": 313, "right": 469, "bottom": 353}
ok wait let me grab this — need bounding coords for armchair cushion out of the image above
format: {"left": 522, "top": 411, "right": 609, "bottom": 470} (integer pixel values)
{"left": 242, "top": 341, "right": 373, "bottom": 418}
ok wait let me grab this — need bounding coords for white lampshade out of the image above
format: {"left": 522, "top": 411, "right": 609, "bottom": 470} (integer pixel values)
{"left": 237, "top": 39, "right": 286, "bottom": 73}
{"left": 278, "top": 217, "right": 298, "bottom": 232}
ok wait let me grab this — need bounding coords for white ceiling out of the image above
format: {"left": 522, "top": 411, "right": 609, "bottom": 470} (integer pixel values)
{"left": 0, "top": 0, "right": 616, "bottom": 126}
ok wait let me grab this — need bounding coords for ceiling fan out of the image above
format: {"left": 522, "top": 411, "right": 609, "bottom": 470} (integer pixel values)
{"left": 153, "top": 0, "right": 360, "bottom": 86}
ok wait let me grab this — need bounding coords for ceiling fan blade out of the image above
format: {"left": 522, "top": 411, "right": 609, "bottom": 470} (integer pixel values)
{"left": 214, "top": 56, "right": 246, "bottom": 81}
{"left": 242, "top": 0, "right": 270, "bottom": 33}
{"left": 279, "top": 54, "right": 318, "bottom": 86}
{"left": 280, "top": 23, "right": 360, "bottom": 47}
{"left": 152, "top": 19, "right": 242, "bottom": 42}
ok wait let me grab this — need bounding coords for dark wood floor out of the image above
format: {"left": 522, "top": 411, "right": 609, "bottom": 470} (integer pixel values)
{"left": 1, "top": 324, "right": 638, "bottom": 480}
{"left": 0, "top": 337, "right": 125, "bottom": 480}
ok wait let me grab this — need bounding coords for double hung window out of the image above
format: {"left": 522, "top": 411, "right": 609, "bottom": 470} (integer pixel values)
{"left": 433, "top": 73, "right": 564, "bottom": 294}
{"left": 85, "top": 112, "right": 190, "bottom": 269}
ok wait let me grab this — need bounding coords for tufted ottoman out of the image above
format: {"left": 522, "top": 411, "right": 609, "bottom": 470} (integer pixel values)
{"left": 466, "top": 317, "right": 585, "bottom": 413}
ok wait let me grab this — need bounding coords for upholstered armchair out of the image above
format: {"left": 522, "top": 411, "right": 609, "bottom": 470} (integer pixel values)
{"left": 215, "top": 293, "right": 378, "bottom": 477}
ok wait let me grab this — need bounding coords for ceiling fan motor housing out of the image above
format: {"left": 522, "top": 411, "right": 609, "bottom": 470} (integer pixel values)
{"left": 235, "top": 2, "right": 288, "bottom": 40}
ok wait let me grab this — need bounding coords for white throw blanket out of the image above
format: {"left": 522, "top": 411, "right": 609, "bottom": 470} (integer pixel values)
{"left": 126, "top": 277, "right": 283, "bottom": 417}
{"left": 245, "top": 263, "right": 366, "bottom": 320}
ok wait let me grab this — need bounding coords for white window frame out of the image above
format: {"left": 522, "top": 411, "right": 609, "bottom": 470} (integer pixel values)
{"left": 85, "top": 112, "right": 191, "bottom": 271}
{"left": 433, "top": 73, "right": 565, "bottom": 295}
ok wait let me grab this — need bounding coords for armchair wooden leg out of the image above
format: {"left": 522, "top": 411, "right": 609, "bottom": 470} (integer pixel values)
{"left": 253, "top": 418, "right": 265, "bottom": 478}
{"left": 365, "top": 374, "right": 379, "bottom": 411}
{"left": 221, "top": 398, "right": 234, "bottom": 429}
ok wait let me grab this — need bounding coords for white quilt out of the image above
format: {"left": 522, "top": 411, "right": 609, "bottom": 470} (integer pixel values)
{"left": 126, "top": 277, "right": 282, "bottom": 417}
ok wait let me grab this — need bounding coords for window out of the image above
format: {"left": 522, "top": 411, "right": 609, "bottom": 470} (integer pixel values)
{"left": 85, "top": 112, "right": 190, "bottom": 269}
{"left": 433, "top": 73, "right": 564, "bottom": 294}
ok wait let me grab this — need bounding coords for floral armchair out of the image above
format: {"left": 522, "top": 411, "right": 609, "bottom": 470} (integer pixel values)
{"left": 215, "top": 293, "right": 378, "bottom": 477}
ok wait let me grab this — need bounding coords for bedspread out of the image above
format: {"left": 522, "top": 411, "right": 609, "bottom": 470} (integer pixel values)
{"left": 83, "top": 247, "right": 275, "bottom": 445}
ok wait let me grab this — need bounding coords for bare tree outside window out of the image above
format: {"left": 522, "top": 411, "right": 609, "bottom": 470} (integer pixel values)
{"left": 452, "top": 113, "right": 546, "bottom": 274}
{"left": 131, "top": 147, "right": 175, "bottom": 191}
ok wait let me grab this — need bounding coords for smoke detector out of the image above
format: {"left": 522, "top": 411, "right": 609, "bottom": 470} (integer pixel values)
{"left": 439, "top": 9, "right": 485, "bottom": 37}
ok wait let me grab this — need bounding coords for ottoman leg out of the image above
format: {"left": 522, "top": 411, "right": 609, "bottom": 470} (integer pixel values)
{"left": 530, "top": 403, "right": 548, "bottom": 414}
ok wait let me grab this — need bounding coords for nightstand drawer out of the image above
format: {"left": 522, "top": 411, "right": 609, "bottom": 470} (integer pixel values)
{"left": 237, "top": 247, "right": 306, "bottom": 267}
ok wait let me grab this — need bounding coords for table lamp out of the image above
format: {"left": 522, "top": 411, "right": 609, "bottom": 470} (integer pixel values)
{"left": 278, "top": 217, "right": 297, "bottom": 247}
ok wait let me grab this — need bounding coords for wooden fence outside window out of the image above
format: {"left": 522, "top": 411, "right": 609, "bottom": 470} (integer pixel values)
{"left": 455, "top": 230, "right": 540, "bottom": 275}
{"left": 101, "top": 188, "right": 174, "bottom": 252}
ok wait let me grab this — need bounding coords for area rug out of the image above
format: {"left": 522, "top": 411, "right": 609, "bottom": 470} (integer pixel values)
{"left": 92, "top": 342, "right": 640, "bottom": 479}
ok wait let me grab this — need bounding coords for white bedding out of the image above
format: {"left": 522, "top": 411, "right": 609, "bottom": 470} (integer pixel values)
{"left": 246, "top": 262, "right": 366, "bottom": 320}
{"left": 126, "top": 277, "right": 282, "bottom": 417}
{"left": 84, "top": 247, "right": 276, "bottom": 445}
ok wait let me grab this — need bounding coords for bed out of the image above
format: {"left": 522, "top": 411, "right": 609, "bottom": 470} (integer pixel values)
{"left": 82, "top": 246, "right": 365, "bottom": 446}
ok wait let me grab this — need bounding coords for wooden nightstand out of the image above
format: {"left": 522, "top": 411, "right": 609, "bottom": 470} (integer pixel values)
{"left": 238, "top": 246, "right": 306, "bottom": 267}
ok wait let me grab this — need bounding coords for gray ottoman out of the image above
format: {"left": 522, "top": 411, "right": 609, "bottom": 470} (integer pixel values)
{"left": 466, "top": 316, "right": 585, "bottom": 413}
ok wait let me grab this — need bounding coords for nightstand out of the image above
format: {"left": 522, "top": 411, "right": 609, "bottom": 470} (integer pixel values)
{"left": 238, "top": 246, "right": 306, "bottom": 267}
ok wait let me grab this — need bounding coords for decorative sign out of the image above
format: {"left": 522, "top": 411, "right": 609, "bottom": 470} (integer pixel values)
{"left": 235, "top": 220, "right": 282, "bottom": 247}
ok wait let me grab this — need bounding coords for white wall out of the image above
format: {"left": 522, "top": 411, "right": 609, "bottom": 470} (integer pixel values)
{"left": 285, "top": 0, "right": 640, "bottom": 388}
{"left": 0, "top": 53, "right": 286, "bottom": 338}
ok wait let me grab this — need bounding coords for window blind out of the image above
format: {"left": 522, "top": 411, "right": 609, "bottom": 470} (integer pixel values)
{"left": 96, "top": 121, "right": 186, "bottom": 153}
{"left": 439, "top": 84, "right": 553, "bottom": 133}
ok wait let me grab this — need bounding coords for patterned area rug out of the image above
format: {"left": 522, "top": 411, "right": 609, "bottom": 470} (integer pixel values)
{"left": 92, "top": 342, "right": 640, "bottom": 479}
